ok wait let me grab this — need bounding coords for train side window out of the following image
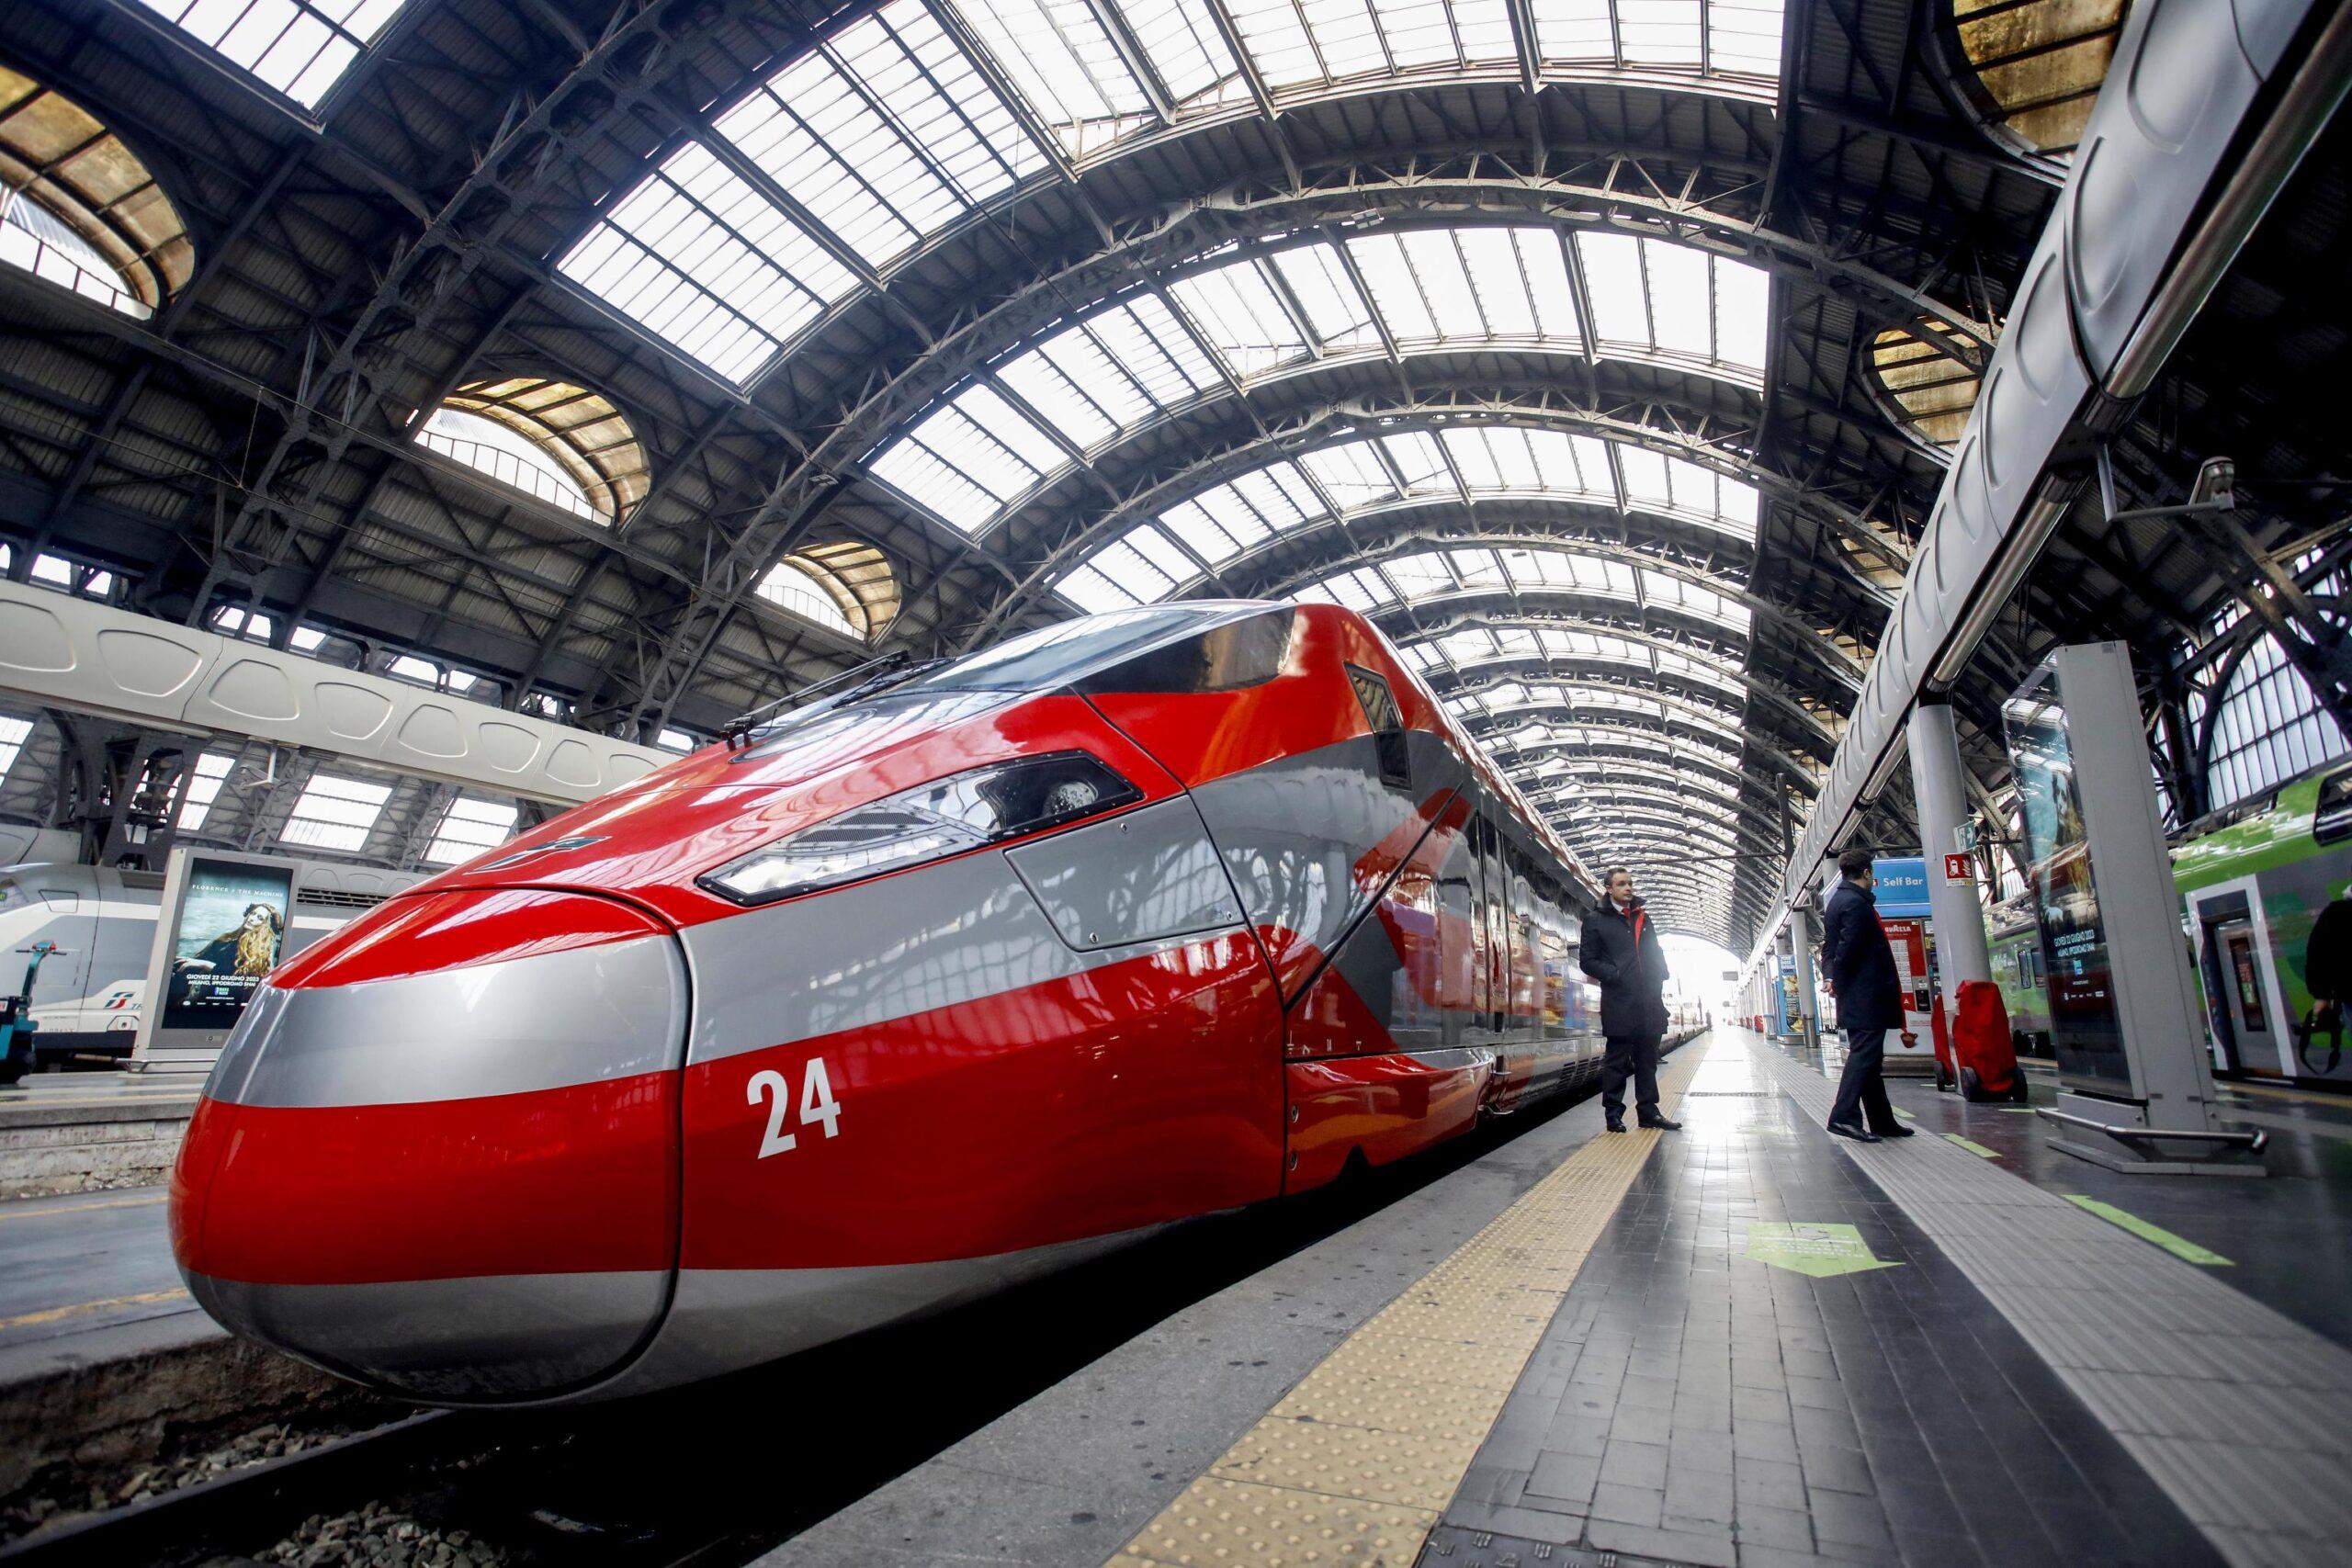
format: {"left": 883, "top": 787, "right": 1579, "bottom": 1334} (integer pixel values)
{"left": 2316, "top": 769, "right": 2352, "bottom": 846}
{"left": 1347, "top": 664, "right": 1411, "bottom": 791}
{"left": 38, "top": 890, "right": 77, "bottom": 912}
{"left": 1077, "top": 607, "right": 1293, "bottom": 694}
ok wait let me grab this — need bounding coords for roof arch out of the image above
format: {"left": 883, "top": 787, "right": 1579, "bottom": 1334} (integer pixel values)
{"left": 0, "top": 66, "right": 192, "bottom": 319}
{"left": 551, "top": 0, "right": 1795, "bottom": 387}
{"left": 962, "top": 394, "right": 1907, "bottom": 645}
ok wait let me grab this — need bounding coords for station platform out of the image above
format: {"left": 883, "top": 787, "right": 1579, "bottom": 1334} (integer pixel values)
{"left": 766, "top": 1029, "right": 2352, "bottom": 1568}
{"left": 0, "top": 1072, "right": 198, "bottom": 1199}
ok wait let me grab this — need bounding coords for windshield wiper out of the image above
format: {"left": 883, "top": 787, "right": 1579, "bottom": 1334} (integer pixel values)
{"left": 719, "top": 651, "right": 953, "bottom": 750}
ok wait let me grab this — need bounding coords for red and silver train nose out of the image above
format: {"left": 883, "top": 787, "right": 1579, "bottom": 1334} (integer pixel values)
{"left": 168, "top": 888, "right": 687, "bottom": 1402}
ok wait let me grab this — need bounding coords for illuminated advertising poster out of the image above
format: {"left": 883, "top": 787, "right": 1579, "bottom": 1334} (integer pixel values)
{"left": 2004, "top": 668, "right": 2130, "bottom": 1088}
{"left": 161, "top": 857, "right": 293, "bottom": 1032}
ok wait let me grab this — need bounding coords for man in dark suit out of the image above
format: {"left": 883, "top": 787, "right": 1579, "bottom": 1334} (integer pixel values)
{"left": 1579, "top": 866, "right": 1683, "bottom": 1134}
{"left": 1817, "top": 846, "right": 1918, "bottom": 1143}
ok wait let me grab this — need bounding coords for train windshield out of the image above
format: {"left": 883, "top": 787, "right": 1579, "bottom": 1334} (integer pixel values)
{"left": 898, "top": 605, "right": 1256, "bottom": 696}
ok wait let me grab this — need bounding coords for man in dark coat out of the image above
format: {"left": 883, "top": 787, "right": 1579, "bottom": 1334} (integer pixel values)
{"left": 1817, "top": 847, "right": 1917, "bottom": 1143}
{"left": 1579, "top": 866, "right": 1682, "bottom": 1134}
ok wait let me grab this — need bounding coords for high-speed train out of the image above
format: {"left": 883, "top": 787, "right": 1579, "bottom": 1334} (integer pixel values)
{"left": 171, "top": 601, "right": 1702, "bottom": 1404}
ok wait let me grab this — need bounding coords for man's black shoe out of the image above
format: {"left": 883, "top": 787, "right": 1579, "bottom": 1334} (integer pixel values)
{"left": 1874, "top": 1123, "right": 1917, "bottom": 1138}
{"left": 1605, "top": 1118, "right": 1627, "bottom": 1134}
{"left": 1638, "top": 1116, "right": 1682, "bottom": 1131}
{"left": 1826, "top": 1121, "right": 1882, "bottom": 1144}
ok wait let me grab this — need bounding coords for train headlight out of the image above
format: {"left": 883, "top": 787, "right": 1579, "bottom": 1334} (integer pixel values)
{"left": 696, "top": 751, "right": 1144, "bottom": 906}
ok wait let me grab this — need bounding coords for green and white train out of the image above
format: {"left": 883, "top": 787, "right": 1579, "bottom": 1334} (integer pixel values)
{"left": 1984, "top": 759, "right": 2351, "bottom": 1084}
{"left": 2172, "top": 761, "right": 2352, "bottom": 1084}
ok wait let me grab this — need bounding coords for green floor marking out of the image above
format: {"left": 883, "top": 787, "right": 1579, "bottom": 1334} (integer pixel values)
{"left": 1894, "top": 1108, "right": 1917, "bottom": 1121}
{"left": 1944, "top": 1134, "right": 2000, "bottom": 1158}
{"left": 2064, "top": 1195, "right": 2234, "bottom": 1266}
{"left": 1747, "top": 1222, "right": 1904, "bottom": 1279}
{"left": 1996, "top": 1107, "right": 2039, "bottom": 1113}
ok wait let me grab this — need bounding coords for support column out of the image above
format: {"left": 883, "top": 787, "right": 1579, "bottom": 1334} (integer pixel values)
{"left": 1908, "top": 698, "right": 1993, "bottom": 1013}
{"left": 1788, "top": 905, "right": 1820, "bottom": 1050}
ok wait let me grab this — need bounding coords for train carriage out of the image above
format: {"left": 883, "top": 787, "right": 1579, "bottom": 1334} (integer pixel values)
{"left": 2173, "top": 761, "right": 2352, "bottom": 1083}
{"left": 170, "top": 602, "right": 1704, "bottom": 1404}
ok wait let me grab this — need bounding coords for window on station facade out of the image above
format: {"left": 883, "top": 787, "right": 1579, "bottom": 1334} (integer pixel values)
{"left": 0, "top": 70, "right": 191, "bottom": 320}
{"left": 131, "top": 0, "right": 412, "bottom": 109}
{"left": 421, "top": 379, "right": 650, "bottom": 523}
{"left": 2205, "top": 636, "right": 2349, "bottom": 812}
{"left": 753, "top": 542, "right": 899, "bottom": 641}
{"left": 279, "top": 772, "right": 392, "bottom": 852}
{"left": 654, "top": 728, "right": 698, "bottom": 752}
{"left": 1948, "top": 0, "right": 2127, "bottom": 158}
{"left": 424, "top": 796, "right": 519, "bottom": 865}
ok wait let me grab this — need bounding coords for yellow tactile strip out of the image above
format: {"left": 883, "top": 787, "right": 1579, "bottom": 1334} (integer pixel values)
{"left": 1109, "top": 1048, "right": 1701, "bottom": 1567}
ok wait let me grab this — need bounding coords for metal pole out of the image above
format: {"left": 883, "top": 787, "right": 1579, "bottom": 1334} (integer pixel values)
{"left": 1788, "top": 904, "right": 1820, "bottom": 1052}
{"left": 1908, "top": 698, "right": 1992, "bottom": 1013}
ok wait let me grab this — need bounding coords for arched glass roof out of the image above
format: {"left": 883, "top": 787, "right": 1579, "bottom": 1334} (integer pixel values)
{"left": 1444, "top": 680, "right": 1748, "bottom": 744}
{"left": 1055, "top": 423, "right": 1761, "bottom": 612}
{"left": 0, "top": 68, "right": 192, "bottom": 319}
{"left": 1294, "top": 547, "right": 1754, "bottom": 634}
{"left": 866, "top": 228, "right": 1770, "bottom": 529}
{"left": 951, "top": 0, "right": 1781, "bottom": 158}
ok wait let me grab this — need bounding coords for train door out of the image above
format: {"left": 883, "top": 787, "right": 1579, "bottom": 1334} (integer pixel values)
{"left": 23, "top": 881, "right": 96, "bottom": 1029}
{"left": 2214, "top": 918, "right": 2284, "bottom": 1073}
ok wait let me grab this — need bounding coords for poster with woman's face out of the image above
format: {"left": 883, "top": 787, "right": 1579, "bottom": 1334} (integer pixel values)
{"left": 161, "top": 858, "right": 293, "bottom": 1031}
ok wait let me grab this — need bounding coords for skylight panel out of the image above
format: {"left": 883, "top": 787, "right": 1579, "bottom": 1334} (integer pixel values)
{"left": 1223, "top": 0, "right": 1335, "bottom": 87}
{"left": 424, "top": 797, "right": 520, "bottom": 867}
{"left": 1270, "top": 244, "right": 1382, "bottom": 352}
{"left": 1167, "top": 255, "right": 1312, "bottom": 378}
{"left": 1504, "top": 548, "right": 1636, "bottom": 598}
{"left": 1377, "top": 431, "right": 1455, "bottom": 495}
{"left": 1388, "top": 552, "right": 1465, "bottom": 599}
{"left": 559, "top": 143, "right": 854, "bottom": 385}
{"left": 1347, "top": 228, "right": 1580, "bottom": 347}
{"left": 0, "top": 716, "right": 31, "bottom": 784}
{"left": 1531, "top": 0, "right": 1618, "bottom": 62}
{"left": 942, "top": 0, "right": 1157, "bottom": 155}
{"left": 716, "top": 2, "right": 1043, "bottom": 273}
{"left": 868, "top": 383, "right": 1065, "bottom": 533}
{"left": 1299, "top": 439, "right": 1403, "bottom": 508}
{"left": 997, "top": 297, "right": 1219, "bottom": 448}
{"left": 1114, "top": 0, "right": 1248, "bottom": 103}
{"left": 175, "top": 751, "right": 234, "bottom": 831}
{"left": 1708, "top": 0, "right": 1784, "bottom": 71}
{"left": 135, "top": 0, "right": 408, "bottom": 108}
{"left": 1442, "top": 426, "right": 1606, "bottom": 499}
{"left": 655, "top": 728, "right": 698, "bottom": 752}
{"left": 1640, "top": 570, "right": 1751, "bottom": 631}
{"left": 1618, "top": 0, "right": 1704, "bottom": 64}
{"left": 1456, "top": 549, "right": 1519, "bottom": 592}
{"left": 1573, "top": 233, "right": 1770, "bottom": 379}
{"left": 1301, "top": 566, "right": 1386, "bottom": 612}
{"left": 1644, "top": 241, "right": 1712, "bottom": 356}
{"left": 279, "top": 772, "right": 391, "bottom": 853}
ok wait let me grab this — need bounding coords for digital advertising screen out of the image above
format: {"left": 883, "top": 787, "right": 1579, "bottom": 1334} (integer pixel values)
{"left": 160, "top": 856, "right": 293, "bottom": 1032}
{"left": 2004, "top": 667, "right": 2130, "bottom": 1089}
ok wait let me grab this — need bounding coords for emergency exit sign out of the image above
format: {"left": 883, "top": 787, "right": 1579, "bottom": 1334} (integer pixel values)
{"left": 1944, "top": 852, "right": 1973, "bottom": 881}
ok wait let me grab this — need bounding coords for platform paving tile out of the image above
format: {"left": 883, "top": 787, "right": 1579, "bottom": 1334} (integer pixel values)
{"left": 1431, "top": 1037, "right": 2223, "bottom": 1568}
{"left": 1747, "top": 1035, "right": 2352, "bottom": 1568}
